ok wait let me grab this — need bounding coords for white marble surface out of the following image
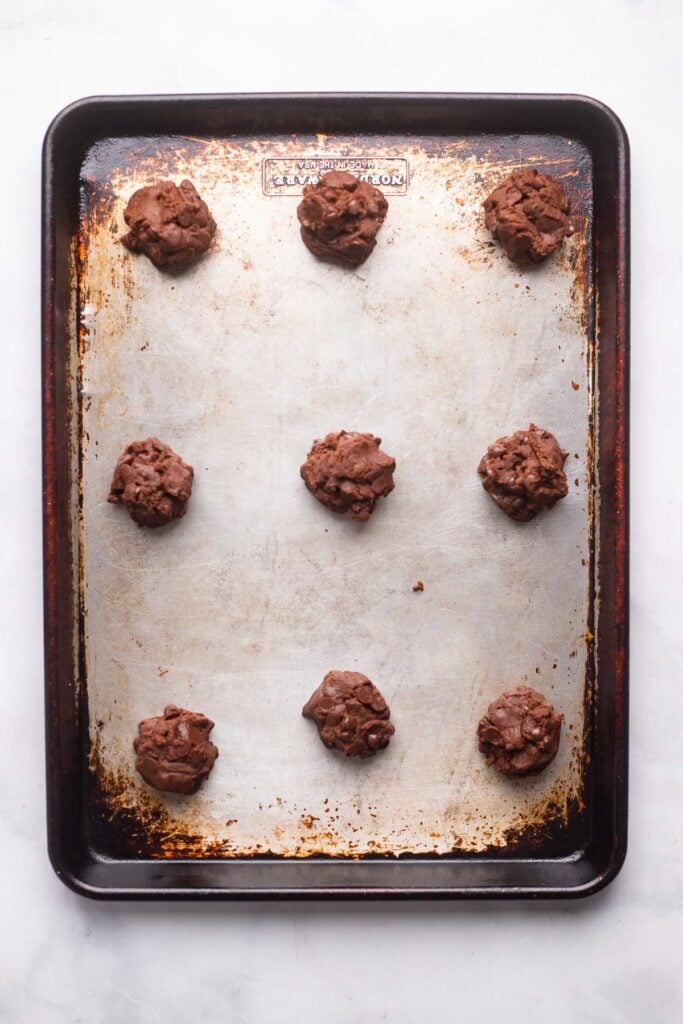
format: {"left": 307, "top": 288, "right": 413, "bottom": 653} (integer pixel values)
{"left": 1, "top": 1, "right": 682, "bottom": 1021}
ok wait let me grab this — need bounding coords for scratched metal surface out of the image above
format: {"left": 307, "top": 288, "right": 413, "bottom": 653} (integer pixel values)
{"left": 78, "top": 133, "right": 594, "bottom": 857}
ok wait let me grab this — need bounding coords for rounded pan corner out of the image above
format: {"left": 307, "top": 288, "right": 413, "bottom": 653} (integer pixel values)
{"left": 562, "top": 93, "right": 630, "bottom": 157}
{"left": 43, "top": 95, "right": 97, "bottom": 144}
{"left": 42, "top": 95, "right": 120, "bottom": 164}
{"left": 46, "top": 837, "right": 110, "bottom": 902}
{"left": 566, "top": 840, "right": 628, "bottom": 900}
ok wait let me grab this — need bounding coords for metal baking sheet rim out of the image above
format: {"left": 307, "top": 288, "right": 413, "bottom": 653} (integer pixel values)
{"left": 42, "top": 93, "right": 629, "bottom": 899}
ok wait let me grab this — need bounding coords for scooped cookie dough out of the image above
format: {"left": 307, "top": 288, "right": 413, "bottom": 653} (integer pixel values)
{"left": 483, "top": 168, "right": 574, "bottom": 265}
{"left": 300, "top": 430, "right": 396, "bottom": 521}
{"left": 302, "top": 671, "right": 395, "bottom": 759}
{"left": 121, "top": 179, "right": 216, "bottom": 270}
{"left": 478, "top": 423, "right": 568, "bottom": 522}
{"left": 297, "top": 171, "right": 388, "bottom": 267}
{"left": 477, "top": 685, "right": 562, "bottom": 777}
{"left": 134, "top": 704, "right": 219, "bottom": 795}
{"left": 108, "top": 437, "right": 194, "bottom": 528}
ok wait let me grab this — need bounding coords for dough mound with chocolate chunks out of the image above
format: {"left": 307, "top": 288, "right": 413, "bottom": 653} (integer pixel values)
{"left": 478, "top": 423, "right": 568, "bottom": 522}
{"left": 477, "top": 685, "right": 562, "bottom": 777}
{"left": 108, "top": 437, "right": 194, "bottom": 528}
{"left": 134, "top": 704, "right": 219, "bottom": 795}
{"left": 303, "top": 671, "right": 395, "bottom": 759}
{"left": 483, "top": 168, "right": 574, "bottom": 265}
{"left": 300, "top": 430, "right": 396, "bottom": 521}
{"left": 297, "top": 171, "right": 388, "bottom": 267}
{"left": 121, "top": 179, "right": 216, "bottom": 270}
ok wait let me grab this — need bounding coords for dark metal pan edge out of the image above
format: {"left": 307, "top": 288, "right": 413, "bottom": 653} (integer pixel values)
{"left": 43, "top": 93, "right": 629, "bottom": 899}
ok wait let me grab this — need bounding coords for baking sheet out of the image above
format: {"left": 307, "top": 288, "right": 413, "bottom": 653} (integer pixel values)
{"left": 79, "top": 132, "right": 594, "bottom": 857}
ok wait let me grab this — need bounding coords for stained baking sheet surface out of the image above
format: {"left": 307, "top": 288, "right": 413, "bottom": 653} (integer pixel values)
{"left": 79, "top": 133, "right": 593, "bottom": 857}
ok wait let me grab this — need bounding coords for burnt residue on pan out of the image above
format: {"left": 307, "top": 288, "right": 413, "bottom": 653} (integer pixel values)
{"left": 88, "top": 739, "right": 587, "bottom": 860}
{"left": 79, "top": 130, "right": 595, "bottom": 864}
{"left": 81, "top": 136, "right": 214, "bottom": 206}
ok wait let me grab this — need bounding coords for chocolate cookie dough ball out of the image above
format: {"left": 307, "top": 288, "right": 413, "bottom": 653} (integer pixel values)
{"left": 134, "top": 704, "right": 219, "bottom": 795}
{"left": 108, "top": 437, "right": 194, "bottom": 528}
{"left": 297, "top": 171, "right": 388, "bottom": 267}
{"left": 301, "top": 430, "right": 395, "bottom": 521}
{"left": 478, "top": 423, "right": 568, "bottom": 522}
{"left": 121, "top": 179, "right": 216, "bottom": 270}
{"left": 483, "top": 168, "right": 574, "bottom": 265}
{"left": 477, "top": 685, "right": 562, "bottom": 777}
{"left": 303, "top": 671, "right": 395, "bottom": 759}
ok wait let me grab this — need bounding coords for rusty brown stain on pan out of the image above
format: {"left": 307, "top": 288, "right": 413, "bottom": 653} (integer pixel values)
{"left": 566, "top": 169, "right": 594, "bottom": 337}
{"left": 81, "top": 137, "right": 214, "bottom": 197}
{"left": 494, "top": 794, "right": 584, "bottom": 856}
{"left": 80, "top": 173, "right": 118, "bottom": 231}
{"left": 558, "top": 143, "right": 597, "bottom": 808}
{"left": 77, "top": 162, "right": 135, "bottom": 431}
{"left": 74, "top": 194, "right": 90, "bottom": 707}
{"left": 89, "top": 743, "right": 583, "bottom": 860}
{"left": 83, "top": 135, "right": 304, "bottom": 202}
